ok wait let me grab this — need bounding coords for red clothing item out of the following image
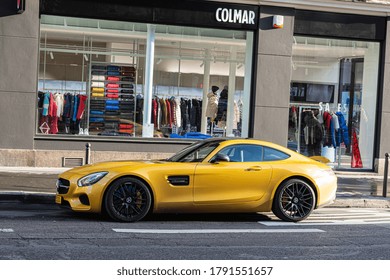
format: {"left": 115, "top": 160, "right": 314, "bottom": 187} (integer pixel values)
{"left": 76, "top": 95, "right": 87, "bottom": 120}
{"left": 106, "top": 94, "right": 119, "bottom": 98}
{"left": 107, "top": 76, "right": 120, "bottom": 81}
{"left": 106, "top": 83, "right": 119, "bottom": 88}
{"left": 106, "top": 89, "right": 119, "bottom": 93}
{"left": 152, "top": 99, "right": 158, "bottom": 127}
{"left": 119, "top": 124, "right": 134, "bottom": 129}
{"left": 48, "top": 93, "right": 56, "bottom": 117}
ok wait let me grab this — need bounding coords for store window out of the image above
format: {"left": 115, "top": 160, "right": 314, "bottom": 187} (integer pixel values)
{"left": 288, "top": 36, "right": 380, "bottom": 170}
{"left": 37, "top": 15, "right": 253, "bottom": 139}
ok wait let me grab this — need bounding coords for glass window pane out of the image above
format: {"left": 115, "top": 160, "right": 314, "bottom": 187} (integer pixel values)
{"left": 289, "top": 36, "right": 380, "bottom": 170}
{"left": 37, "top": 15, "right": 253, "bottom": 140}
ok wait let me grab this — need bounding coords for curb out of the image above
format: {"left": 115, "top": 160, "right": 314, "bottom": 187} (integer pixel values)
{"left": 330, "top": 197, "right": 390, "bottom": 208}
{"left": 0, "top": 191, "right": 55, "bottom": 204}
{"left": 1, "top": 191, "right": 390, "bottom": 208}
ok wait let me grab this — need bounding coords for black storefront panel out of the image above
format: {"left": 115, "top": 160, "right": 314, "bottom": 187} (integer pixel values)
{"left": 294, "top": 10, "right": 386, "bottom": 41}
{"left": 40, "top": 0, "right": 259, "bottom": 31}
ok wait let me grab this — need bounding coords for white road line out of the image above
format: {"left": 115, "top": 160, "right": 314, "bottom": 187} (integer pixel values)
{"left": 0, "top": 229, "right": 14, "bottom": 233}
{"left": 113, "top": 228, "right": 325, "bottom": 234}
{"left": 259, "top": 220, "right": 390, "bottom": 226}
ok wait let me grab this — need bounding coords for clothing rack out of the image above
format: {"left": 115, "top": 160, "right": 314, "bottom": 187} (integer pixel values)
{"left": 295, "top": 105, "right": 320, "bottom": 154}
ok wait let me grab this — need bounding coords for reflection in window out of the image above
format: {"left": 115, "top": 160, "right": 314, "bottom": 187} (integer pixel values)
{"left": 37, "top": 15, "right": 253, "bottom": 139}
{"left": 288, "top": 36, "right": 379, "bottom": 170}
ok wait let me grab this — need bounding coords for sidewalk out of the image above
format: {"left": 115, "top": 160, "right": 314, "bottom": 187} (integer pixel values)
{"left": 0, "top": 166, "right": 389, "bottom": 207}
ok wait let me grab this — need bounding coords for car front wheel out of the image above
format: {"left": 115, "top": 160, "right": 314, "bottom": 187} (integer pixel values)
{"left": 104, "top": 177, "right": 152, "bottom": 222}
{"left": 272, "top": 178, "right": 316, "bottom": 222}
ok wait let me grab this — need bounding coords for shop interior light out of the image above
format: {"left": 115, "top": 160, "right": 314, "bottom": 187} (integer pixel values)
{"left": 199, "top": 62, "right": 204, "bottom": 67}
{"left": 156, "top": 58, "right": 162, "bottom": 65}
{"left": 49, "top": 51, "right": 54, "bottom": 60}
{"left": 83, "top": 54, "right": 89, "bottom": 61}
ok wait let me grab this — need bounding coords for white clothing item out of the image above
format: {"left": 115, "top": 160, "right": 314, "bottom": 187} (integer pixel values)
{"left": 92, "top": 75, "right": 105, "bottom": 81}
{"left": 331, "top": 113, "right": 340, "bottom": 131}
{"left": 175, "top": 99, "right": 182, "bottom": 128}
{"left": 205, "top": 92, "right": 218, "bottom": 120}
{"left": 54, "top": 93, "right": 64, "bottom": 118}
{"left": 91, "top": 81, "right": 104, "bottom": 88}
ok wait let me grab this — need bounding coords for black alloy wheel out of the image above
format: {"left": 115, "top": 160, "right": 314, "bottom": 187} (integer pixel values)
{"left": 104, "top": 177, "right": 152, "bottom": 222}
{"left": 272, "top": 178, "right": 316, "bottom": 222}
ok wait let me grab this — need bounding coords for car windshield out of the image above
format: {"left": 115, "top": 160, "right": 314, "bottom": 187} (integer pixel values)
{"left": 166, "top": 139, "right": 225, "bottom": 162}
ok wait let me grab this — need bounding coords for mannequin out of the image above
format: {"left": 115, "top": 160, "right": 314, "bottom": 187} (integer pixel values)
{"left": 205, "top": 85, "right": 219, "bottom": 134}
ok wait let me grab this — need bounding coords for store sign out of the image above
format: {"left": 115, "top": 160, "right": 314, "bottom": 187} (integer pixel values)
{"left": 16, "top": 0, "right": 25, "bottom": 14}
{"left": 215, "top": 8, "right": 256, "bottom": 25}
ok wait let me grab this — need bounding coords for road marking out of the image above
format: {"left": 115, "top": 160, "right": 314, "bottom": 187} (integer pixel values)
{"left": 259, "top": 220, "right": 390, "bottom": 226}
{"left": 113, "top": 228, "right": 324, "bottom": 234}
{"left": 0, "top": 229, "right": 14, "bottom": 233}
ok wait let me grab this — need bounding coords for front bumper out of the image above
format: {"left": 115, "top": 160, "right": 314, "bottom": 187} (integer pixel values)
{"left": 55, "top": 173, "right": 106, "bottom": 213}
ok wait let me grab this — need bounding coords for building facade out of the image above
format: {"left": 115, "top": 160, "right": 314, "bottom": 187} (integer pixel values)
{"left": 1, "top": 0, "right": 390, "bottom": 173}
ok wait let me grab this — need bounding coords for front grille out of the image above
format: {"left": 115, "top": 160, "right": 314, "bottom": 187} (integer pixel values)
{"left": 56, "top": 178, "right": 70, "bottom": 194}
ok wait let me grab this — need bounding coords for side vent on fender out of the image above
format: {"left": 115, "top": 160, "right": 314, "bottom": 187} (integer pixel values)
{"left": 167, "top": 176, "right": 190, "bottom": 186}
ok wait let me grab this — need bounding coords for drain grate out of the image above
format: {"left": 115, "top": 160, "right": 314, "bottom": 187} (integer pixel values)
{"left": 62, "top": 157, "right": 84, "bottom": 167}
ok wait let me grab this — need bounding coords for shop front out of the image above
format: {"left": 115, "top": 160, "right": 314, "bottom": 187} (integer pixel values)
{"left": 37, "top": 0, "right": 258, "bottom": 141}
{"left": 1, "top": 0, "right": 390, "bottom": 172}
{"left": 287, "top": 10, "right": 386, "bottom": 171}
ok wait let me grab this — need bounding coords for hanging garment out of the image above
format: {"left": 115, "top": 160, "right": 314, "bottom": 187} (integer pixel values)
{"left": 42, "top": 92, "right": 50, "bottom": 117}
{"left": 206, "top": 92, "right": 218, "bottom": 120}
{"left": 351, "top": 129, "right": 363, "bottom": 168}
{"left": 72, "top": 95, "right": 79, "bottom": 122}
{"left": 335, "top": 112, "right": 350, "bottom": 146}
{"left": 76, "top": 95, "right": 87, "bottom": 120}
{"left": 54, "top": 93, "right": 64, "bottom": 118}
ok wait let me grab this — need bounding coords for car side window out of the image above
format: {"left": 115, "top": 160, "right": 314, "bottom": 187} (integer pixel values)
{"left": 215, "top": 144, "right": 263, "bottom": 162}
{"left": 180, "top": 143, "right": 219, "bottom": 162}
{"left": 263, "top": 147, "right": 290, "bottom": 161}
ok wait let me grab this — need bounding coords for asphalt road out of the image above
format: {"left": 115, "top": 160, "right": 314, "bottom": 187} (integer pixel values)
{"left": 1, "top": 202, "right": 390, "bottom": 260}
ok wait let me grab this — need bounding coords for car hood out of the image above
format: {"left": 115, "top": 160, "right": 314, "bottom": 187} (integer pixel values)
{"left": 61, "top": 160, "right": 166, "bottom": 176}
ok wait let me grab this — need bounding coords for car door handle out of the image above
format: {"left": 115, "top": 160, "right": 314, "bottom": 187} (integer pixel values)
{"left": 245, "top": 166, "right": 262, "bottom": 171}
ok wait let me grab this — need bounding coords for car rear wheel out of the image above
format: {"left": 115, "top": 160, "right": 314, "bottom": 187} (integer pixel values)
{"left": 104, "top": 177, "right": 152, "bottom": 222}
{"left": 272, "top": 178, "right": 315, "bottom": 222}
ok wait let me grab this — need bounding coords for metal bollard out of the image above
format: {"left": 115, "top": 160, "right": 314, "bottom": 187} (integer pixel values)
{"left": 383, "top": 153, "right": 389, "bottom": 198}
{"left": 85, "top": 143, "right": 91, "bottom": 165}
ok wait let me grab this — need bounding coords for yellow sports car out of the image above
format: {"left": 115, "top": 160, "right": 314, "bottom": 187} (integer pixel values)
{"left": 56, "top": 138, "right": 337, "bottom": 222}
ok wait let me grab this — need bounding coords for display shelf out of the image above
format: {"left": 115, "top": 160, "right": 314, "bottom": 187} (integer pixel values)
{"left": 87, "top": 62, "right": 138, "bottom": 137}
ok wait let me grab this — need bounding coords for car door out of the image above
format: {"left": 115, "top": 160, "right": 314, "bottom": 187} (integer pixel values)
{"left": 193, "top": 144, "right": 273, "bottom": 205}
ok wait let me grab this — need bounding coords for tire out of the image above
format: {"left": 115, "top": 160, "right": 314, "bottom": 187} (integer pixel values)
{"left": 272, "top": 178, "right": 316, "bottom": 222}
{"left": 104, "top": 177, "right": 152, "bottom": 222}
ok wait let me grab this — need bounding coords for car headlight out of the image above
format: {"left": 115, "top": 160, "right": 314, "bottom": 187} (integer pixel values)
{"left": 77, "top": 172, "right": 108, "bottom": 187}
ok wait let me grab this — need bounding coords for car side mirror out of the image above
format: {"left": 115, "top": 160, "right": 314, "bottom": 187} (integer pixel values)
{"left": 211, "top": 154, "right": 230, "bottom": 163}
